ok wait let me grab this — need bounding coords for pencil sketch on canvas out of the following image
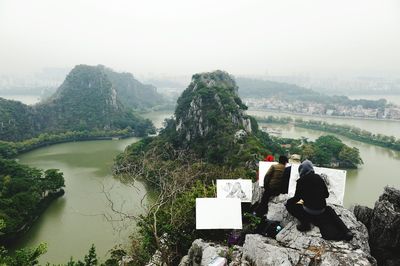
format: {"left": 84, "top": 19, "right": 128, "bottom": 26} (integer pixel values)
{"left": 217, "top": 179, "right": 252, "bottom": 202}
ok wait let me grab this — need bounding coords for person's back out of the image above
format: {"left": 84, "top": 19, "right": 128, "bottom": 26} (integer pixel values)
{"left": 285, "top": 160, "right": 353, "bottom": 241}
{"left": 254, "top": 155, "right": 288, "bottom": 217}
{"left": 266, "top": 163, "right": 286, "bottom": 190}
{"left": 296, "top": 172, "right": 329, "bottom": 211}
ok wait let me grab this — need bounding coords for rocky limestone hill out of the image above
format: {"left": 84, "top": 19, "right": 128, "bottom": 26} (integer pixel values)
{"left": 156, "top": 70, "right": 279, "bottom": 165}
{"left": 175, "top": 71, "right": 252, "bottom": 143}
{"left": 0, "top": 65, "right": 154, "bottom": 141}
{"left": 175, "top": 185, "right": 377, "bottom": 266}
{"left": 354, "top": 186, "right": 400, "bottom": 266}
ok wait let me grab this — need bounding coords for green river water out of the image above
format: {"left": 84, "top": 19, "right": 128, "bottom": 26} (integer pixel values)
{"left": 10, "top": 137, "right": 148, "bottom": 264}
{"left": 8, "top": 110, "right": 400, "bottom": 264}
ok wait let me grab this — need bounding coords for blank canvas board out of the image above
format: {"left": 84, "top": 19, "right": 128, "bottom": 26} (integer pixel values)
{"left": 288, "top": 165, "right": 347, "bottom": 206}
{"left": 217, "top": 179, "right": 252, "bottom": 202}
{"left": 258, "top": 161, "right": 277, "bottom": 187}
{"left": 196, "top": 198, "right": 242, "bottom": 229}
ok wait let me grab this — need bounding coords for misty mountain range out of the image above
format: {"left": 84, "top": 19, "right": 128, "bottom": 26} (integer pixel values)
{"left": 0, "top": 64, "right": 397, "bottom": 142}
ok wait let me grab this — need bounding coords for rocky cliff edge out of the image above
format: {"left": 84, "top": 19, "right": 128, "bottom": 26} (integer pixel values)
{"left": 176, "top": 186, "right": 377, "bottom": 266}
{"left": 354, "top": 186, "right": 400, "bottom": 266}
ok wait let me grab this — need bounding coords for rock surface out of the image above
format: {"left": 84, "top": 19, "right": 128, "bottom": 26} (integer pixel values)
{"left": 354, "top": 186, "right": 400, "bottom": 266}
{"left": 174, "top": 70, "right": 252, "bottom": 146}
{"left": 179, "top": 192, "right": 376, "bottom": 266}
{"left": 178, "top": 239, "right": 243, "bottom": 266}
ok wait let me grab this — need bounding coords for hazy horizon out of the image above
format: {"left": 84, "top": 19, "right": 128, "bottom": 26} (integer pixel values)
{"left": 1, "top": 0, "right": 399, "bottom": 79}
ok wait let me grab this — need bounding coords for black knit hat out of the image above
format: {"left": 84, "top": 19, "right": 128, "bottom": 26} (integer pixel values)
{"left": 279, "top": 155, "right": 289, "bottom": 164}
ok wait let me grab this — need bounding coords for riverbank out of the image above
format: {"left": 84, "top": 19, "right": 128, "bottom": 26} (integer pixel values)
{"left": 254, "top": 115, "right": 400, "bottom": 152}
{"left": 0, "top": 129, "right": 136, "bottom": 158}
{"left": 0, "top": 130, "right": 135, "bottom": 248}
{"left": 250, "top": 108, "right": 400, "bottom": 122}
{"left": 0, "top": 190, "right": 65, "bottom": 245}
{"left": 15, "top": 134, "right": 135, "bottom": 155}
{"left": 296, "top": 123, "right": 400, "bottom": 151}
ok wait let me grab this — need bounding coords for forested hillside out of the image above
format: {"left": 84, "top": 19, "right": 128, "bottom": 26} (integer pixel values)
{"left": 0, "top": 98, "right": 37, "bottom": 140}
{"left": 0, "top": 65, "right": 155, "bottom": 141}
{"left": 0, "top": 159, "right": 64, "bottom": 241}
{"left": 102, "top": 65, "right": 164, "bottom": 110}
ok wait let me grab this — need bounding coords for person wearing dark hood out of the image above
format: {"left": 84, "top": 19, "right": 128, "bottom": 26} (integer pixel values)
{"left": 254, "top": 155, "right": 289, "bottom": 217}
{"left": 285, "top": 160, "right": 353, "bottom": 241}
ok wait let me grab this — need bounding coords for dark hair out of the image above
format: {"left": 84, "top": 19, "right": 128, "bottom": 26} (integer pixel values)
{"left": 279, "top": 155, "right": 288, "bottom": 164}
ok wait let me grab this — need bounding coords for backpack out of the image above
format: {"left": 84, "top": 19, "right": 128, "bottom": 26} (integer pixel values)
{"left": 256, "top": 218, "right": 282, "bottom": 238}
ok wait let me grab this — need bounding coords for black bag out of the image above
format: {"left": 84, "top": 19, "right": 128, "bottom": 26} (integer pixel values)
{"left": 256, "top": 218, "right": 282, "bottom": 238}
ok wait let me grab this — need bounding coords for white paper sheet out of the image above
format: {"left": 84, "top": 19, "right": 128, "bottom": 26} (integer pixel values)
{"left": 217, "top": 179, "right": 252, "bottom": 202}
{"left": 288, "top": 165, "right": 347, "bottom": 206}
{"left": 196, "top": 198, "right": 242, "bottom": 229}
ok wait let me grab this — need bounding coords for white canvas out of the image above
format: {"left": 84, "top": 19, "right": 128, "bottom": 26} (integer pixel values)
{"left": 196, "top": 198, "right": 242, "bottom": 229}
{"left": 217, "top": 179, "right": 252, "bottom": 202}
{"left": 258, "top": 161, "right": 277, "bottom": 187}
{"left": 288, "top": 165, "right": 347, "bottom": 206}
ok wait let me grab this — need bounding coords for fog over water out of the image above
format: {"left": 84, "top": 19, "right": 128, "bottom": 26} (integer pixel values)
{"left": 0, "top": 0, "right": 399, "bottom": 79}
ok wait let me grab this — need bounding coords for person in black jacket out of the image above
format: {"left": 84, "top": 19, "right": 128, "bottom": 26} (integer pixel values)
{"left": 285, "top": 160, "right": 353, "bottom": 241}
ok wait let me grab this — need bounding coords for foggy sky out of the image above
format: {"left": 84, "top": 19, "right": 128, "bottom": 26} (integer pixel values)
{"left": 0, "top": 0, "right": 399, "bottom": 78}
